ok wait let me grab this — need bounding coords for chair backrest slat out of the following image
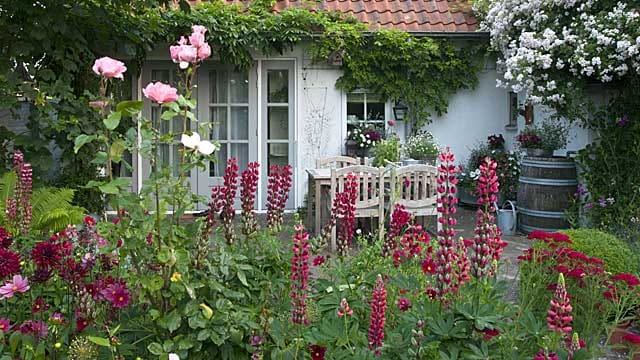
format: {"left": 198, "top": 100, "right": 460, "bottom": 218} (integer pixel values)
{"left": 317, "top": 156, "right": 359, "bottom": 169}
{"left": 392, "top": 165, "right": 438, "bottom": 210}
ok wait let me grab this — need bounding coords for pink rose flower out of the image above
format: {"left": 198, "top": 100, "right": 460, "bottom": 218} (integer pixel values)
{"left": 175, "top": 45, "right": 198, "bottom": 69}
{"left": 92, "top": 57, "right": 127, "bottom": 80}
{"left": 143, "top": 82, "right": 179, "bottom": 104}
{"left": 387, "top": 120, "right": 395, "bottom": 127}
{"left": 189, "top": 32, "right": 205, "bottom": 48}
{"left": 192, "top": 25, "right": 208, "bottom": 35}
{"left": 198, "top": 43, "right": 212, "bottom": 60}
{"left": 170, "top": 45, "right": 181, "bottom": 63}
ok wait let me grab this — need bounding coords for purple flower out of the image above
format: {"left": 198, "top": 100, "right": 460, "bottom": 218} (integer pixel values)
{"left": 574, "top": 184, "right": 586, "bottom": 198}
{"left": 598, "top": 198, "right": 607, "bottom": 207}
{"left": 0, "top": 275, "right": 30, "bottom": 299}
{"left": 583, "top": 203, "right": 593, "bottom": 210}
{"left": 616, "top": 115, "right": 629, "bottom": 127}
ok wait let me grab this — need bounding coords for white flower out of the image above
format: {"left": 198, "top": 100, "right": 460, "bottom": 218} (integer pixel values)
{"left": 181, "top": 132, "right": 216, "bottom": 155}
{"left": 356, "top": 229, "right": 362, "bottom": 235}
{"left": 169, "top": 354, "right": 180, "bottom": 360}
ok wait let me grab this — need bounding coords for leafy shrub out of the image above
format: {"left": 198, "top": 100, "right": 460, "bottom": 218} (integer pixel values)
{"left": 372, "top": 136, "right": 400, "bottom": 167}
{"left": 559, "top": 229, "right": 639, "bottom": 275}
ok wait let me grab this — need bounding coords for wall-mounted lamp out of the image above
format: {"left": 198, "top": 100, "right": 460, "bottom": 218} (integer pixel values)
{"left": 393, "top": 100, "right": 408, "bottom": 121}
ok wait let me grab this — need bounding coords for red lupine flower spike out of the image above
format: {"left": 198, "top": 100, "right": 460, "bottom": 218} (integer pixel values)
{"left": 290, "top": 224, "right": 310, "bottom": 325}
{"left": 368, "top": 274, "right": 387, "bottom": 355}
{"left": 435, "top": 147, "right": 458, "bottom": 299}
{"left": 240, "top": 162, "right": 260, "bottom": 237}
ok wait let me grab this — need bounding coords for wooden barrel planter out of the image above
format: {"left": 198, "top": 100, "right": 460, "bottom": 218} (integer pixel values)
{"left": 517, "top": 156, "right": 577, "bottom": 234}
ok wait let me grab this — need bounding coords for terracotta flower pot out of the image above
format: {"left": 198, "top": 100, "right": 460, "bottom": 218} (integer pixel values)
{"left": 609, "top": 323, "right": 640, "bottom": 359}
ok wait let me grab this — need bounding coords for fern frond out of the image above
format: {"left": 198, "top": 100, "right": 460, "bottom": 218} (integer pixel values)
{"left": 30, "top": 188, "right": 87, "bottom": 233}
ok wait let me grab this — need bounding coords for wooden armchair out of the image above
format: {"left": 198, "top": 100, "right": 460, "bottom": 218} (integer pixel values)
{"left": 329, "top": 165, "right": 385, "bottom": 251}
{"left": 390, "top": 165, "right": 438, "bottom": 218}
{"left": 316, "top": 156, "right": 359, "bottom": 169}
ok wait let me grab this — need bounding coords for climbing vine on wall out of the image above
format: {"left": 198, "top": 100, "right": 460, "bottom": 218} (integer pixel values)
{"left": 162, "top": 2, "right": 484, "bottom": 133}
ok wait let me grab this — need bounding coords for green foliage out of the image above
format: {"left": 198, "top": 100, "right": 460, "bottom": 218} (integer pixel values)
{"left": 372, "top": 136, "right": 400, "bottom": 167}
{"left": 315, "top": 28, "right": 483, "bottom": 133}
{"left": 575, "top": 78, "right": 640, "bottom": 248}
{"left": 559, "top": 229, "right": 639, "bottom": 275}
{"left": 0, "top": 171, "right": 85, "bottom": 233}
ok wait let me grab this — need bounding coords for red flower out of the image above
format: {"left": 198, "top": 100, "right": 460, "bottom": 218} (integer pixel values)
{"left": 266, "top": 164, "right": 293, "bottom": 232}
{"left": 422, "top": 257, "right": 436, "bottom": 275}
{"left": 547, "top": 274, "right": 573, "bottom": 335}
{"left": 290, "top": 224, "right": 310, "bottom": 325}
{"left": 18, "top": 320, "right": 47, "bottom": 338}
{"left": 368, "top": 275, "right": 387, "bottom": 354}
{"left": 84, "top": 216, "right": 96, "bottom": 226}
{"left": 611, "top": 273, "right": 640, "bottom": 288}
{"left": 425, "top": 286, "right": 437, "bottom": 299}
{"left": 0, "top": 227, "right": 12, "bottom": 248}
{"left": 212, "top": 158, "right": 239, "bottom": 244}
{"left": 566, "top": 268, "right": 586, "bottom": 279}
{"left": 397, "top": 297, "right": 411, "bottom": 311}
{"left": 534, "top": 349, "right": 559, "bottom": 360}
{"left": 623, "top": 333, "right": 640, "bottom": 344}
{"left": 100, "top": 283, "right": 131, "bottom": 308}
{"left": 309, "top": 345, "right": 326, "bottom": 360}
{"left": 31, "top": 241, "right": 62, "bottom": 269}
{"left": 435, "top": 148, "right": 459, "bottom": 298}
{"left": 76, "top": 317, "right": 91, "bottom": 332}
{"left": 240, "top": 162, "right": 260, "bottom": 237}
{"left": 312, "top": 256, "right": 325, "bottom": 266}
{"left": 0, "top": 248, "right": 21, "bottom": 278}
{"left": 383, "top": 204, "right": 411, "bottom": 256}
{"left": 479, "top": 328, "right": 500, "bottom": 341}
{"left": 32, "top": 297, "right": 50, "bottom": 313}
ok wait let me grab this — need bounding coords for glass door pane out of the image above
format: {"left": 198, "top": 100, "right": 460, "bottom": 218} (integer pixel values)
{"left": 262, "top": 62, "right": 295, "bottom": 208}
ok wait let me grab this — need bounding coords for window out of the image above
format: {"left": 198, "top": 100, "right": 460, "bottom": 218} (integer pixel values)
{"left": 209, "top": 69, "right": 250, "bottom": 177}
{"left": 150, "top": 69, "right": 185, "bottom": 177}
{"left": 346, "top": 92, "right": 385, "bottom": 134}
{"left": 507, "top": 92, "right": 519, "bottom": 129}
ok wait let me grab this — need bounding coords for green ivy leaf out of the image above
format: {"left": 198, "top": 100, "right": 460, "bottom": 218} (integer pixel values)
{"left": 74, "top": 134, "right": 96, "bottom": 153}
{"left": 87, "top": 336, "right": 111, "bottom": 347}
{"left": 103, "top": 111, "right": 122, "bottom": 130}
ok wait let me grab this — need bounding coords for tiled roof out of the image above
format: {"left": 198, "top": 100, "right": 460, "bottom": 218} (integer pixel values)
{"left": 196, "top": 0, "right": 479, "bottom": 33}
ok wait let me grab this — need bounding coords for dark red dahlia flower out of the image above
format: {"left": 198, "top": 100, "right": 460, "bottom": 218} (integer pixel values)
{"left": 31, "top": 241, "right": 61, "bottom": 269}
{"left": 0, "top": 248, "right": 21, "bottom": 278}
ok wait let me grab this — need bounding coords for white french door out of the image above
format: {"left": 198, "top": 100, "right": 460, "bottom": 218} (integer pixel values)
{"left": 140, "top": 60, "right": 295, "bottom": 210}
{"left": 261, "top": 61, "right": 295, "bottom": 209}
{"left": 140, "top": 63, "right": 198, "bottom": 196}
{"left": 196, "top": 64, "right": 258, "bottom": 209}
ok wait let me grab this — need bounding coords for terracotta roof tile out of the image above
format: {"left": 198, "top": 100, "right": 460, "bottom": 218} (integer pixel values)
{"left": 192, "top": 0, "right": 479, "bottom": 33}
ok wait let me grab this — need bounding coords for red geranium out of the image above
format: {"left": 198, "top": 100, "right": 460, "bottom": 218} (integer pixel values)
{"left": 309, "top": 345, "right": 326, "bottom": 360}
{"left": 611, "top": 273, "right": 640, "bottom": 288}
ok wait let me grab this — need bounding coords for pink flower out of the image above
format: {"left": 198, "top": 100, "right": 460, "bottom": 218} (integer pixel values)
{"left": 312, "top": 256, "right": 325, "bottom": 266}
{"left": 337, "top": 298, "right": 353, "bottom": 317}
{"left": 143, "top": 82, "right": 179, "bottom": 104}
{"left": 0, "top": 275, "right": 29, "bottom": 299}
{"left": 387, "top": 120, "right": 395, "bottom": 127}
{"left": 18, "top": 320, "right": 47, "bottom": 338}
{"left": 100, "top": 282, "right": 131, "bottom": 309}
{"left": 192, "top": 25, "right": 207, "bottom": 35}
{"left": 547, "top": 273, "right": 573, "bottom": 335}
{"left": 397, "top": 297, "right": 411, "bottom": 311}
{"left": 0, "top": 318, "right": 10, "bottom": 332}
{"left": 240, "top": 162, "right": 260, "bottom": 237}
{"left": 332, "top": 173, "right": 358, "bottom": 257}
{"left": 92, "top": 57, "right": 127, "bottom": 80}
{"left": 471, "top": 157, "right": 503, "bottom": 278}
{"left": 382, "top": 204, "right": 411, "bottom": 256}
{"left": 623, "top": 333, "right": 640, "bottom": 344}
{"left": 212, "top": 158, "right": 239, "bottom": 244}
{"left": 189, "top": 31, "right": 206, "bottom": 48}
{"left": 435, "top": 147, "right": 458, "bottom": 298}
{"left": 368, "top": 274, "right": 387, "bottom": 355}
{"left": 266, "top": 165, "right": 293, "bottom": 232}
{"left": 174, "top": 45, "right": 198, "bottom": 69}
{"left": 198, "top": 42, "right": 212, "bottom": 60}
{"left": 89, "top": 100, "right": 107, "bottom": 108}
{"left": 290, "top": 224, "right": 310, "bottom": 325}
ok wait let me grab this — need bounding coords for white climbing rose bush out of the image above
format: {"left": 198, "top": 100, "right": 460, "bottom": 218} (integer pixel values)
{"left": 482, "top": 0, "right": 640, "bottom": 108}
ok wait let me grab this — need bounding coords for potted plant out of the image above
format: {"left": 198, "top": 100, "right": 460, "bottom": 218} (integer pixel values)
{"left": 371, "top": 135, "right": 400, "bottom": 167}
{"left": 517, "top": 120, "right": 569, "bottom": 157}
{"left": 345, "top": 125, "right": 382, "bottom": 158}
{"left": 402, "top": 131, "right": 440, "bottom": 165}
